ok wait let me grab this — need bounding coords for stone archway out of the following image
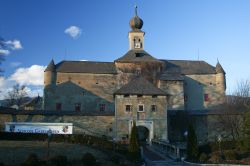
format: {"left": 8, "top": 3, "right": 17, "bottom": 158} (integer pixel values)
{"left": 129, "top": 120, "right": 154, "bottom": 144}
{"left": 137, "top": 126, "right": 149, "bottom": 145}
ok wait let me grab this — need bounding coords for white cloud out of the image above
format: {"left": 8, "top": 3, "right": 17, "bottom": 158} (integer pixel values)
{"left": 0, "top": 49, "right": 10, "bottom": 55}
{"left": 10, "top": 65, "right": 46, "bottom": 86}
{"left": 10, "top": 62, "right": 22, "bottom": 67}
{"left": 0, "top": 65, "right": 45, "bottom": 100}
{"left": 64, "top": 26, "right": 82, "bottom": 39}
{"left": 0, "top": 77, "right": 15, "bottom": 100}
{"left": 5, "top": 39, "right": 22, "bottom": 50}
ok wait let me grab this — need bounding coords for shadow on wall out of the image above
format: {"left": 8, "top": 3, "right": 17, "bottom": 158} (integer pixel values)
{"left": 184, "top": 76, "right": 205, "bottom": 110}
{"left": 44, "top": 81, "right": 114, "bottom": 112}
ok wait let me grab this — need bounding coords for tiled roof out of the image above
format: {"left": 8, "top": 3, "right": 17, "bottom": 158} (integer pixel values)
{"left": 114, "top": 76, "right": 166, "bottom": 95}
{"left": 162, "top": 60, "right": 216, "bottom": 75}
{"left": 216, "top": 62, "right": 226, "bottom": 74}
{"left": 115, "top": 49, "right": 160, "bottom": 62}
{"left": 55, "top": 61, "right": 117, "bottom": 74}
{"left": 159, "top": 73, "right": 184, "bottom": 81}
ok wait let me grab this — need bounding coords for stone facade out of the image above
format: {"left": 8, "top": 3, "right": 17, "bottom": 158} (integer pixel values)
{"left": 115, "top": 95, "right": 167, "bottom": 142}
{"left": 42, "top": 8, "right": 227, "bottom": 143}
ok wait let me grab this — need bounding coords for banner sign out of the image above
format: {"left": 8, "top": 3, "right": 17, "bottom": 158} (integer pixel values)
{"left": 5, "top": 122, "right": 73, "bottom": 134}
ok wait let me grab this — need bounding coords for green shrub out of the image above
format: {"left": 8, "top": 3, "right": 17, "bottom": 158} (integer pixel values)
{"left": 208, "top": 152, "right": 221, "bottom": 163}
{"left": 110, "top": 155, "right": 120, "bottom": 164}
{"left": 128, "top": 121, "right": 140, "bottom": 160}
{"left": 81, "top": 153, "right": 96, "bottom": 166}
{"left": 186, "top": 124, "right": 199, "bottom": 161}
{"left": 224, "top": 150, "right": 238, "bottom": 160}
{"left": 21, "top": 153, "right": 40, "bottom": 166}
{"left": 49, "top": 155, "right": 68, "bottom": 166}
{"left": 199, "top": 153, "right": 208, "bottom": 163}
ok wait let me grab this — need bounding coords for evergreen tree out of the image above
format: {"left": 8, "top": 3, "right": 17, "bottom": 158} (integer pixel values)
{"left": 186, "top": 124, "right": 199, "bottom": 161}
{"left": 241, "top": 111, "right": 250, "bottom": 150}
{"left": 128, "top": 121, "right": 140, "bottom": 160}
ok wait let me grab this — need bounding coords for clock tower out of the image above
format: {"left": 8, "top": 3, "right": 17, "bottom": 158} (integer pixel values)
{"left": 129, "top": 6, "right": 145, "bottom": 50}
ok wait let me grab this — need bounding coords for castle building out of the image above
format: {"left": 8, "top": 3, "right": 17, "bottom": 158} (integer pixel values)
{"left": 44, "top": 7, "right": 226, "bottom": 143}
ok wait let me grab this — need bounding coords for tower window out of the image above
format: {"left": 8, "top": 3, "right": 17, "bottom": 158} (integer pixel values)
{"left": 204, "top": 94, "right": 209, "bottom": 102}
{"left": 125, "top": 105, "right": 132, "bottom": 112}
{"left": 138, "top": 104, "right": 144, "bottom": 112}
{"left": 99, "top": 104, "right": 106, "bottom": 111}
{"left": 56, "top": 103, "right": 62, "bottom": 111}
{"left": 151, "top": 105, "right": 157, "bottom": 112}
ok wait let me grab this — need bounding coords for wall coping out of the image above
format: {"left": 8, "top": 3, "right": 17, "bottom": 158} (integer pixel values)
{"left": 0, "top": 109, "right": 115, "bottom": 116}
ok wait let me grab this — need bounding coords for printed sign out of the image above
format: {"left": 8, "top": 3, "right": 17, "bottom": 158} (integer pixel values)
{"left": 5, "top": 122, "right": 73, "bottom": 134}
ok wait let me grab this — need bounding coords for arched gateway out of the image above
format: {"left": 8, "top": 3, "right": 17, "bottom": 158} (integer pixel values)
{"left": 128, "top": 120, "right": 154, "bottom": 144}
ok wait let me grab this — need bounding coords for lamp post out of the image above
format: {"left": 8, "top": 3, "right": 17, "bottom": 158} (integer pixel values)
{"left": 217, "top": 135, "right": 222, "bottom": 160}
{"left": 47, "top": 129, "right": 52, "bottom": 159}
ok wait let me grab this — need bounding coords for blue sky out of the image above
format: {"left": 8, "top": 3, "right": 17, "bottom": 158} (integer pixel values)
{"left": 0, "top": 0, "right": 250, "bottom": 97}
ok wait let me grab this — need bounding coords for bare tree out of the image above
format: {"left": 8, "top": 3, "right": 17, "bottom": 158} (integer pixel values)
{"left": 5, "top": 84, "right": 28, "bottom": 108}
{"left": 216, "top": 80, "right": 250, "bottom": 141}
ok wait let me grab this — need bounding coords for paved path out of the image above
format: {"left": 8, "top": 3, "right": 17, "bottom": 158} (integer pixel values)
{"left": 143, "top": 146, "right": 187, "bottom": 166}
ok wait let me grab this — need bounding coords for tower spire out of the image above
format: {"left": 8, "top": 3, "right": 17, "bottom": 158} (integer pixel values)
{"left": 135, "top": 5, "right": 138, "bottom": 16}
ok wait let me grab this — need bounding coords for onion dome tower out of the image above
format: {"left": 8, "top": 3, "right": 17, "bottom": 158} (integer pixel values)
{"left": 128, "top": 6, "right": 145, "bottom": 50}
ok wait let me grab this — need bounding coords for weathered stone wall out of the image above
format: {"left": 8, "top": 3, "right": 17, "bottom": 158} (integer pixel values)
{"left": 184, "top": 74, "right": 225, "bottom": 110}
{"left": 0, "top": 113, "right": 114, "bottom": 137}
{"left": 159, "top": 80, "right": 184, "bottom": 110}
{"left": 115, "top": 95, "right": 168, "bottom": 141}
{"left": 44, "top": 73, "right": 117, "bottom": 111}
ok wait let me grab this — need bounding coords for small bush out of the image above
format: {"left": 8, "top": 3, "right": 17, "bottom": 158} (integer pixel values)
{"left": 224, "top": 150, "right": 238, "bottom": 160}
{"left": 110, "top": 155, "right": 120, "bottom": 164}
{"left": 81, "top": 153, "right": 96, "bottom": 166}
{"left": 22, "top": 153, "right": 40, "bottom": 166}
{"left": 49, "top": 155, "right": 68, "bottom": 166}
{"left": 208, "top": 152, "right": 221, "bottom": 163}
{"left": 199, "top": 153, "right": 208, "bottom": 163}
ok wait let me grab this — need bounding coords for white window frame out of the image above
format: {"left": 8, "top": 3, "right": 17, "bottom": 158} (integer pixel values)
{"left": 138, "top": 104, "right": 144, "bottom": 112}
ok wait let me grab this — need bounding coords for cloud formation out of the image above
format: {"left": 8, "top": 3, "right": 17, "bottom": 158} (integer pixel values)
{"left": 0, "top": 39, "right": 22, "bottom": 56}
{"left": 64, "top": 26, "right": 82, "bottom": 39}
{"left": 10, "top": 65, "right": 46, "bottom": 86}
{"left": 5, "top": 40, "right": 22, "bottom": 50}
{"left": 10, "top": 62, "right": 22, "bottom": 67}
{"left": 0, "top": 49, "right": 10, "bottom": 55}
{"left": 0, "top": 65, "right": 46, "bottom": 99}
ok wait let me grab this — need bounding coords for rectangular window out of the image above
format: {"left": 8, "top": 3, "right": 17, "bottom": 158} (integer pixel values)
{"left": 75, "top": 103, "right": 81, "bottom": 112}
{"left": 125, "top": 105, "right": 132, "bottom": 112}
{"left": 99, "top": 104, "right": 106, "bottom": 111}
{"left": 56, "top": 103, "right": 62, "bottom": 111}
{"left": 151, "top": 105, "right": 157, "bottom": 112}
{"left": 138, "top": 104, "right": 144, "bottom": 112}
{"left": 204, "top": 94, "right": 209, "bottom": 102}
